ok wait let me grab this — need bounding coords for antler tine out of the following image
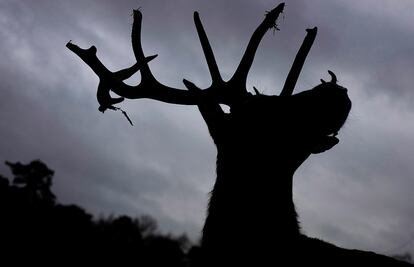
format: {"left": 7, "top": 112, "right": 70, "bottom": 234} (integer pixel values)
{"left": 229, "top": 3, "right": 285, "bottom": 89}
{"left": 67, "top": 9, "right": 208, "bottom": 106}
{"left": 131, "top": 9, "right": 157, "bottom": 83}
{"left": 280, "top": 27, "right": 317, "bottom": 96}
{"left": 113, "top": 55, "right": 157, "bottom": 81}
{"left": 194, "top": 12, "right": 223, "bottom": 85}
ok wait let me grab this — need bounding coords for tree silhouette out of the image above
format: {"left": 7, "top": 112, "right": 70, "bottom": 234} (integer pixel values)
{"left": 0, "top": 160, "right": 192, "bottom": 265}
{"left": 67, "top": 2, "right": 413, "bottom": 266}
{"left": 6, "top": 160, "right": 56, "bottom": 205}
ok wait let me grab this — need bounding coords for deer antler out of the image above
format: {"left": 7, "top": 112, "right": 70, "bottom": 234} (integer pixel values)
{"left": 66, "top": 10, "right": 203, "bottom": 107}
{"left": 281, "top": 27, "right": 317, "bottom": 96}
{"left": 184, "top": 3, "right": 286, "bottom": 106}
{"left": 193, "top": 12, "right": 224, "bottom": 86}
{"left": 67, "top": 3, "right": 288, "bottom": 110}
{"left": 230, "top": 3, "right": 285, "bottom": 89}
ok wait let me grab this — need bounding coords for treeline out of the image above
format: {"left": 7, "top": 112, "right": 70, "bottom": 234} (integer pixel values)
{"left": 0, "top": 160, "right": 201, "bottom": 265}
{"left": 1, "top": 160, "right": 411, "bottom": 265}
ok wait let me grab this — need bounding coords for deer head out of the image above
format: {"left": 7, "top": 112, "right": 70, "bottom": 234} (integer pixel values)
{"left": 66, "top": 3, "right": 350, "bottom": 161}
{"left": 67, "top": 2, "right": 352, "bottom": 263}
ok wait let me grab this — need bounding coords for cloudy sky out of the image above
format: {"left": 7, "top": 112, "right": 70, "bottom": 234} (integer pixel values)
{"left": 1, "top": 0, "right": 414, "bottom": 257}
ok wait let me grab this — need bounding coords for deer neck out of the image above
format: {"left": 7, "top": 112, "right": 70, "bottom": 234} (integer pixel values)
{"left": 202, "top": 147, "right": 306, "bottom": 250}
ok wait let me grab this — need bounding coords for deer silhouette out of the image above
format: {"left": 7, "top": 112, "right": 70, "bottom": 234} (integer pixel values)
{"left": 67, "top": 3, "right": 412, "bottom": 266}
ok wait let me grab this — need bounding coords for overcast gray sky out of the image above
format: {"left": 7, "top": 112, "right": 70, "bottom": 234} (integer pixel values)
{"left": 0, "top": 0, "right": 413, "bottom": 257}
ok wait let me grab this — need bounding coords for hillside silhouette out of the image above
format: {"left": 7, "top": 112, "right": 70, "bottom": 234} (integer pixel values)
{"left": 0, "top": 159, "right": 412, "bottom": 265}
{"left": 0, "top": 159, "right": 199, "bottom": 265}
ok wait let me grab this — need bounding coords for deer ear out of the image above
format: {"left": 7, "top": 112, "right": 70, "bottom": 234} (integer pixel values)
{"left": 310, "top": 136, "right": 339, "bottom": 154}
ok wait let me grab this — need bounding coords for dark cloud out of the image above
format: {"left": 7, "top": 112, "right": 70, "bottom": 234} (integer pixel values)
{"left": 0, "top": 0, "right": 413, "bottom": 256}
